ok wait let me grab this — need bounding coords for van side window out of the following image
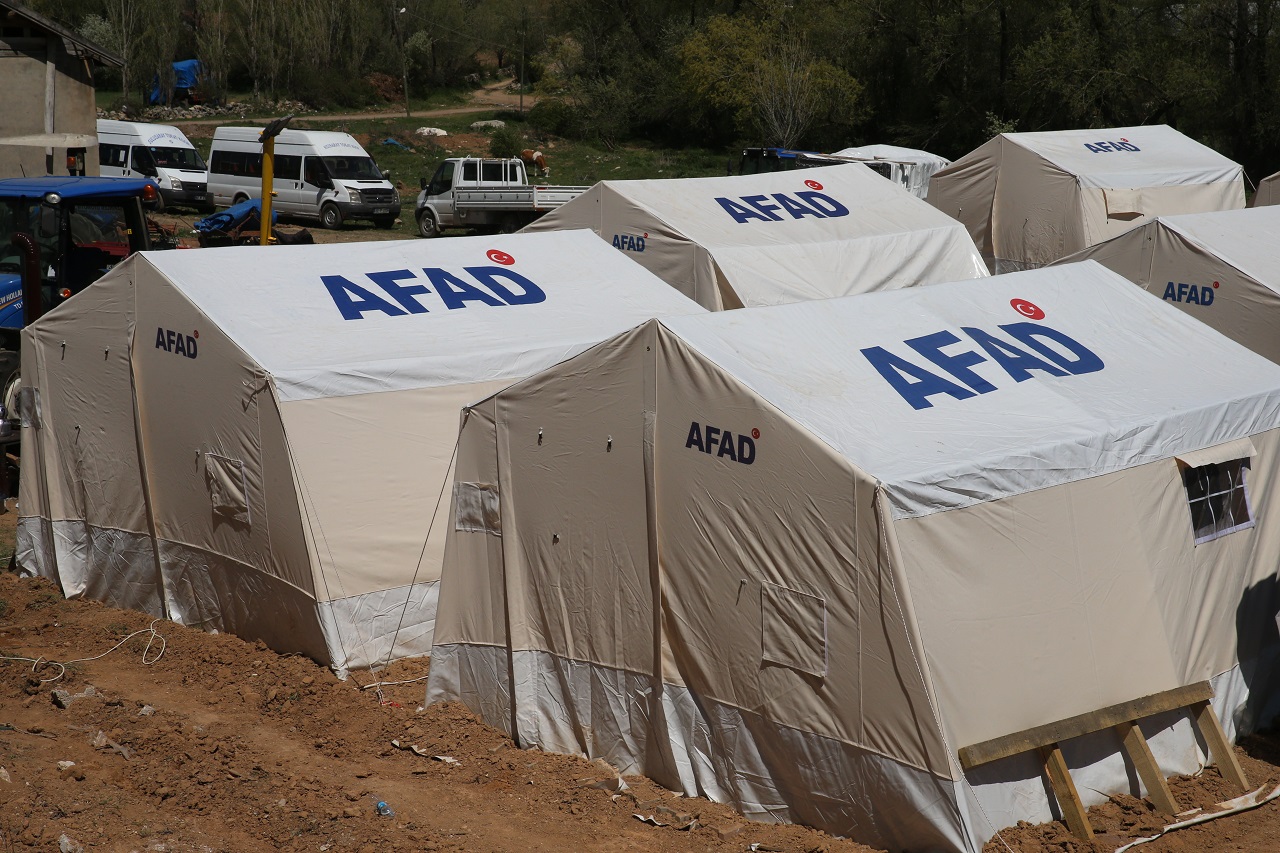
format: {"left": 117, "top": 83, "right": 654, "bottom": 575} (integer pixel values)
{"left": 274, "top": 154, "right": 301, "bottom": 181}
{"left": 130, "top": 146, "right": 155, "bottom": 173}
{"left": 303, "top": 157, "right": 326, "bottom": 186}
{"left": 461, "top": 161, "right": 477, "bottom": 182}
{"left": 99, "top": 143, "right": 128, "bottom": 168}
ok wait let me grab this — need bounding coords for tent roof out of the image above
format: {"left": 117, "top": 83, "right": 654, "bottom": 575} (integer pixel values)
{"left": 834, "top": 144, "right": 949, "bottom": 167}
{"left": 1136, "top": 206, "right": 1280, "bottom": 291}
{"left": 133, "top": 229, "right": 704, "bottom": 402}
{"left": 659, "top": 261, "right": 1280, "bottom": 519}
{"left": 1000, "top": 125, "right": 1241, "bottom": 189}
{"left": 585, "top": 163, "right": 969, "bottom": 250}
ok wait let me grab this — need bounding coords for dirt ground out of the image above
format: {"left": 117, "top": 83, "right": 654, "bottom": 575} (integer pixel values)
{"left": 3, "top": 508, "right": 1280, "bottom": 853}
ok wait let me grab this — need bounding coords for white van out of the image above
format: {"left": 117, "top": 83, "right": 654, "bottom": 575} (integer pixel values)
{"left": 208, "top": 128, "right": 400, "bottom": 229}
{"left": 96, "top": 119, "right": 211, "bottom": 212}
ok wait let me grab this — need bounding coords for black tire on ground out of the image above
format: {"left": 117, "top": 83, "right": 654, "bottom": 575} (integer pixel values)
{"left": 417, "top": 211, "right": 439, "bottom": 238}
{"left": 233, "top": 194, "right": 249, "bottom": 206}
{"left": 374, "top": 216, "right": 397, "bottom": 230}
{"left": 320, "top": 203, "right": 343, "bottom": 230}
{"left": 151, "top": 194, "right": 166, "bottom": 214}
{"left": 499, "top": 214, "right": 524, "bottom": 234}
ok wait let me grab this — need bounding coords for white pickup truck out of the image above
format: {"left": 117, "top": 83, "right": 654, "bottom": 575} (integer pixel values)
{"left": 414, "top": 157, "right": 587, "bottom": 237}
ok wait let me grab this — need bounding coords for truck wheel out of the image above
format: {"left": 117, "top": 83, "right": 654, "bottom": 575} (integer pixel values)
{"left": 499, "top": 214, "right": 524, "bottom": 234}
{"left": 320, "top": 203, "right": 344, "bottom": 230}
{"left": 233, "top": 194, "right": 249, "bottom": 206}
{"left": 151, "top": 194, "right": 166, "bottom": 214}
{"left": 417, "top": 211, "right": 439, "bottom": 238}
{"left": 0, "top": 351, "right": 20, "bottom": 424}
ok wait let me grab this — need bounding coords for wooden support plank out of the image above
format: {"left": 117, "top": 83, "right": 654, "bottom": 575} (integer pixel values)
{"left": 1191, "top": 700, "right": 1249, "bottom": 793}
{"left": 1115, "top": 721, "right": 1179, "bottom": 815}
{"left": 1040, "top": 744, "right": 1094, "bottom": 841}
{"left": 960, "top": 681, "right": 1213, "bottom": 769}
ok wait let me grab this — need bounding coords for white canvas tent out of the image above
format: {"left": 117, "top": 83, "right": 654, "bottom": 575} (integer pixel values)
{"left": 929, "top": 125, "right": 1245, "bottom": 272}
{"left": 1054, "top": 206, "right": 1280, "bottom": 364}
{"left": 1251, "top": 170, "right": 1280, "bottom": 207}
{"left": 428, "top": 261, "right": 1280, "bottom": 851}
{"left": 834, "top": 143, "right": 950, "bottom": 198}
{"left": 521, "top": 164, "right": 987, "bottom": 310}
{"left": 16, "top": 230, "right": 703, "bottom": 675}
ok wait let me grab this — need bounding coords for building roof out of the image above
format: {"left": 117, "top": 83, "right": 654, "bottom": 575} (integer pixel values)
{"left": 0, "top": 0, "right": 123, "bottom": 67}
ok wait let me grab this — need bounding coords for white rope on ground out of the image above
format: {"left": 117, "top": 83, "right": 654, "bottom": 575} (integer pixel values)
{"left": 1113, "top": 781, "right": 1280, "bottom": 852}
{"left": 0, "top": 618, "right": 167, "bottom": 683}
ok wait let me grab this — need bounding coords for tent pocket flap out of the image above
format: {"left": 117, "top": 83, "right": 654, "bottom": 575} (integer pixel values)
{"left": 1104, "top": 187, "right": 1143, "bottom": 217}
{"left": 454, "top": 482, "right": 501, "bottom": 535}
{"left": 1175, "top": 436, "right": 1256, "bottom": 469}
{"left": 761, "top": 582, "right": 827, "bottom": 677}
{"left": 205, "top": 452, "right": 250, "bottom": 524}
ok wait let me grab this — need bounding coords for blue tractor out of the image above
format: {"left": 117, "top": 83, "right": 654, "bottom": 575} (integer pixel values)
{"left": 0, "top": 176, "right": 157, "bottom": 458}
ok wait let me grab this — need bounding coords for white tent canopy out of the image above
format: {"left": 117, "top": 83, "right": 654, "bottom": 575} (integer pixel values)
{"left": 1055, "top": 206, "right": 1280, "bottom": 364}
{"left": 522, "top": 164, "right": 987, "bottom": 310}
{"left": 929, "top": 125, "right": 1245, "bottom": 271}
{"left": 429, "top": 261, "right": 1280, "bottom": 851}
{"left": 834, "top": 143, "right": 950, "bottom": 198}
{"left": 17, "top": 230, "right": 704, "bottom": 675}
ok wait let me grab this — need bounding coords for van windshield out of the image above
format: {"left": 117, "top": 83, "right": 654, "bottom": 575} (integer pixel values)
{"left": 149, "top": 146, "right": 206, "bottom": 170}
{"left": 321, "top": 156, "right": 382, "bottom": 180}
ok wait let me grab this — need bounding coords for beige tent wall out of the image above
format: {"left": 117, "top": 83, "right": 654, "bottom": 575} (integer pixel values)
{"left": 651, "top": 327, "right": 962, "bottom": 850}
{"left": 129, "top": 264, "right": 326, "bottom": 660}
{"left": 431, "top": 322, "right": 969, "bottom": 851}
{"left": 429, "top": 399, "right": 513, "bottom": 735}
{"left": 894, "top": 471, "right": 1183, "bottom": 755}
{"left": 926, "top": 136, "right": 1002, "bottom": 259}
{"left": 1061, "top": 222, "right": 1280, "bottom": 364}
{"left": 278, "top": 379, "right": 511, "bottom": 672}
{"left": 1138, "top": 226, "right": 1280, "bottom": 365}
{"left": 989, "top": 140, "right": 1080, "bottom": 268}
{"left": 894, "top": 432, "right": 1280, "bottom": 839}
{"left": 1252, "top": 172, "right": 1280, "bottom": 207}
{"left": 16, "top": 267, "right": 156, "bottom": 610}
{"left": 1078, "top": 183, "right": 1245, "bottom": 251}
{"left": 525, "top": 186, "right": 717, "bottom": 308}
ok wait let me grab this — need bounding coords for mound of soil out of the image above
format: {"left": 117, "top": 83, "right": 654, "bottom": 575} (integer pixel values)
{"left": 0, "top": 571, "right": 876, "bottom": 852}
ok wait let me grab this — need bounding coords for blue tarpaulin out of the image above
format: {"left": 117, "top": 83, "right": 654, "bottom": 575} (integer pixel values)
{"left": 193, "top": 198, "right": 277, "bottom": 234}
{"left": 148, "top": 59, "right": 204, "bottom": 105}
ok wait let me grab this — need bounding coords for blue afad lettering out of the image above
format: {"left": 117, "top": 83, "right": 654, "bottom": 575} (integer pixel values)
{"left": 611, "top": 234, "right": 646, "bottom": 252}
{"left": 715, "top": 191, "right": 850, "bottom": 224}
{"left": 1084, "top": 140, "right": 1142, "bottom": 153}
{"left": 684, "top": 421, "right": 756, "bottom": 464}
{"left": 861, "top": 322, "right": 1104, "bottom": 410}
{"left": 322, "top": 265, "right": 547, "bottom": 320}
{"left": 1162, "top": 281, "right": 1215, "bottom": 306}
{"left": 154, "top": 326, "right": 198, "bottom": 359}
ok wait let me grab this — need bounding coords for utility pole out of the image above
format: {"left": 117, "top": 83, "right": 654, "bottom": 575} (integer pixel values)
{"left": 258, "top": 114, "right": 293, "bottom": 246}
{"left": 520, "top": 7, "right": 527, "bottom": 115}
{"left": 394, "top": 3, "right": 411, "bottom": 118}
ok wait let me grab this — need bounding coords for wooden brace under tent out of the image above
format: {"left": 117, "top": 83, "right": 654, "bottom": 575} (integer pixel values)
{"left": 958, "top": 681, "right": 1248, "bottom": 841}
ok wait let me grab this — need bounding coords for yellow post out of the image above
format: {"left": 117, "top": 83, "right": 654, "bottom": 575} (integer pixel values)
{"left": 259, "top": 135, "right": 275, "bottom": 246}
{"left": 256, "top": 114, "right": 292, "bottom": 246}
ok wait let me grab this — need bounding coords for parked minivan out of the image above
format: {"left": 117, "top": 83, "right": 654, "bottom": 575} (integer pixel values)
{"left": 97, "top": 119, "right": 211, "bottom": 212}
{"left": 208, "top": 128, "right": 399, "bottom": 228}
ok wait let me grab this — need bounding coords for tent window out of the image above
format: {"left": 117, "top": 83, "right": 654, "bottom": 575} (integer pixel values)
{"left": 453, "top": 482, "right": 500, "bottom": 536}
{"left": 205, "top": 452, "right": 251, "bottom": 526}
{"left": 1183, "top": 459, "right": 1253, "bottom": 544}
{"left": 761, "top": 582, "right": 827, "bottom": 678}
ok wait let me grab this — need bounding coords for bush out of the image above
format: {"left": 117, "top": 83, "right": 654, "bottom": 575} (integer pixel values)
{"left": 291, "top": 68, "right": 378, "bottom": 110}
{"left": 489, "top": 125, "right": 526, "bottom": 158}
{"left": 527, "top": 98, "right": 576, "bottom": 137}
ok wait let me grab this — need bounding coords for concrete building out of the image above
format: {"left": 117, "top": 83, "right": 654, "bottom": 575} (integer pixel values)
{"left": 0, "top": 1, "right": 121, "bottom": 177}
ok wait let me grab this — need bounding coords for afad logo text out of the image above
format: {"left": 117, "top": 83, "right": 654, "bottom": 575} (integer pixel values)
{"left": 685, "top": 421, "right": 758, "bottom": 464}
{"left": 1162, "top": 280, "right": 1217, "bottom": 306}
{"left": 861, "top": 299, "right": 1104, "bottom": 410}
{"left": 1084, "top": 137, "right": 1141, "bottom": 153}
{"left": 612, "top": 233, "right": 646, "bottom": 252}
{"left": 322, "top": 249, "right": 546, "bottom": 321}
{"left": 715, "top": 179, "right": 850, "bottom": 224}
